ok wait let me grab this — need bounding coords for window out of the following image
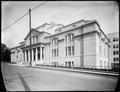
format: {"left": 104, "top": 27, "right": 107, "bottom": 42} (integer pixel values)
{"left": 113, "top": 38, "right": 119, "bottom": 42}
{"left": 68, "top": 47, "right": 71, "bottom": 56}
{"left": 113, "top": 38, "right": 115, "bottom": 42}
{"left": 52, "top": 48, "right": 58, "bottom": 57}
{"left": 51, "top": 38, "right": 58, "bottom": 46}
{"left": 116, "top": 51, "right": 119, "bottom": 55}
{"left": 66, "top": 61, "right": 74, "bottom": 67}
{"left": 72, "top": 46, "right": 74, "bottom": 55}
{"left": 116, "top": 38, "right": 118, "bottom": 41}
{"left": 113, "top": 58, "right": 116, "bottom": 61}
{"left": 113, "top": 58, "right": 119, "bottom": 62}
{"left": 113, "top": 51, "right": 116, "bottom": 55}
{"left": 54, "top": 49, "right": 56, "bottom": 57}
{"left": 116, "top": 44, "right": 119, "bottom": 48}
{"left": 113, "top": 51, "right": 119, "bottom": 55}
{"left": 57, "top": 48, "right": 59, "bottom": 56}
{"left": 66, "top": 34, "right": 74, "bottom": 42}
{"left": 68, "top": 62, "right": 71, "bottom": 67}
{"left": 72, "top": 25, "right": 76, "bottom": 27}
{"left": 66, "top": 46, "right": 74, "bottom": 56}
{"left": 113, "top": 45, "right": 115, "bottom": 48}
{"left": 116, "top": 58, "right": 119, "bottom": 61}
{"left": 66, "top": 47, "right": 67, "bottom": 56}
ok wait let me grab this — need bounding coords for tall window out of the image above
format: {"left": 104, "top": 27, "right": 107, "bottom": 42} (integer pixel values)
{"left": 66, "top": 34, "right": 73, "bottom": 42}
{"left": 51, "top": 37, "right": 59, "bottom": 57}
{"left": 65, "top": 33, "right": 74, "bottom": 56}
{"left": 52, "top": 48, "right": 58, "bottom": 57}
{"left": 72, "top": 46, "right": 74, "bottom": 55}
{"left": 68, "top": 47, "right": 71, "bottom": 56}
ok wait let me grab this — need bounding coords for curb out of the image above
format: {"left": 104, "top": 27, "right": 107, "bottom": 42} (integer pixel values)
{"left": 29, "top": 65, "right": 119, "bottom": 78}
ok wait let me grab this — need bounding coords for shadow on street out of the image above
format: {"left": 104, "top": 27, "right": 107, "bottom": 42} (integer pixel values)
{"left": 17, "top": 73, "right": 31, "bottom": 91}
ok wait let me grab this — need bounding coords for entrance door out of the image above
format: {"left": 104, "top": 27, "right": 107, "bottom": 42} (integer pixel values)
{"left": 68, "top": 62, "right": 71, "bottom": 67}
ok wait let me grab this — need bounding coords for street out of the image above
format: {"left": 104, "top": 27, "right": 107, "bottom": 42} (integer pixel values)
{"left": 1, "top": 62, "right": 118, "bottom": 91}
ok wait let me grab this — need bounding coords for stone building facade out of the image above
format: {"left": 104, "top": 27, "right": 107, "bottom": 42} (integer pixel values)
{"left": 11, "top": 19, "right": 111, "bottom": 69}
{"left": 107, "top": 32, "right": 119, "bottom": 69}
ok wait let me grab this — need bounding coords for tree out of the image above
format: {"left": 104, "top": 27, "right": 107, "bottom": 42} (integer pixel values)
{"left": 1, "top": 43, "right": 11, "bottom": 63}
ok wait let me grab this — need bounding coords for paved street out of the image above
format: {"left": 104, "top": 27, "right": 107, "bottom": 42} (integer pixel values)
{"left": 1, "top": 62, "right": 118, "bottom": 91}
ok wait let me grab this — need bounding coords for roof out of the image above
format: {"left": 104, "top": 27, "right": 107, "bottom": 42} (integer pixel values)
{"left": 35, "top": 23, "right": 48, "bottom": 30}
{"left": 10, "top": 45, "right": 22, "bottom": 50}
{"left": 45, "top": 19, "right": 96, "bottom": 38}
{"left": 45, "top": 19, "right": 110, "bottom": 42}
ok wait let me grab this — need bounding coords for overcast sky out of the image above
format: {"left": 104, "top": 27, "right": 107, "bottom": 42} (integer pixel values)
{"left": 2, "top": 1, "right": 119, "bottom": 48}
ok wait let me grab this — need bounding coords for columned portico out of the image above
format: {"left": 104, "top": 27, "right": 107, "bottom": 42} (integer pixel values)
{"left": 22, "top": 44, "right": 45, "bottom": 65}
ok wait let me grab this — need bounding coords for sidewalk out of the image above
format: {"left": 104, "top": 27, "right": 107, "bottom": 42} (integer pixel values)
{"left": 32, "top": 65, "right": 119, "bottom": 77}
{"left": 10, "top": 63, "right": 119, "bottom": 77}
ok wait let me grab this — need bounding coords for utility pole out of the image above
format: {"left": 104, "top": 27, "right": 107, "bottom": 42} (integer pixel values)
{"left": 29, "top": 8, "right": 32, "bottom": 67}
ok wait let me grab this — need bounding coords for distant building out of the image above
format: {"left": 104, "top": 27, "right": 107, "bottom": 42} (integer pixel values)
{"left": 11, "top": 19, "right": 111, "bottom": 69}
{"left": 11, "top": 45, "right": 22, "bottom": 63}
{"left": 107, "top": 32, "right": 119, "bottom": 69}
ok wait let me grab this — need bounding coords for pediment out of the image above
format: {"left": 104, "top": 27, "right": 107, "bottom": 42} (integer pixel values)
{"left": 24, "top": 29, "right": 42, "bottom": 41}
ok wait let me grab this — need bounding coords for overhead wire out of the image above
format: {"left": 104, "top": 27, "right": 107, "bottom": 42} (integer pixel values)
{"left": 2, "top": 1, "right": 47, "bottom": 31}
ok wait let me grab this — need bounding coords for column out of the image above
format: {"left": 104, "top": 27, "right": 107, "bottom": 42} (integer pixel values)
{"left": 25, "top": 50, "right": 26, "bottom": 62}
{"left": 28, "top": 49, "right": 30, "bottom": 62}
{"left": 40, "top": 46, "right": 42, "bottom": 61}
{"left": 32, "top": 48, "right": 34, "bottom": 62}
{"left": 22, "top": 51, "right": 24, "bottom": 63}
{"left": 36, "top": 47, "right": 38, "bottom": 62}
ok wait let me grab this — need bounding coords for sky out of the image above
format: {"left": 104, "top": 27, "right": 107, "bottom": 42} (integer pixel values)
{"left": 2, "top": 1, "right": 119, "bottom": 48}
